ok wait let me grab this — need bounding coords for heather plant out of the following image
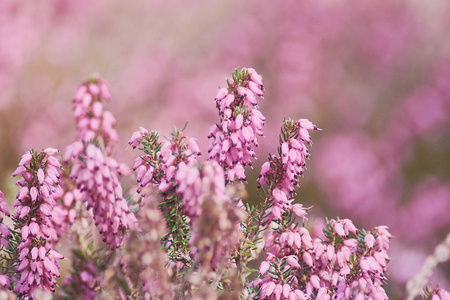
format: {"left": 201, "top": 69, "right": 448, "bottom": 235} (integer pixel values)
{"left": 3, "top": 5, "right": 450, "bottom": 295}
{"left": 0, "top": 67, "right": 448, "bottom": 300}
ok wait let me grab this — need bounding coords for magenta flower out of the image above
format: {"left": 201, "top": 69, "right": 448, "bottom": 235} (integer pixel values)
{"left": 67, "top": 143, "right": 138, "bottom": 249}
{"left": 208, "top": 67, "right": 265, "bottom": 182}
{"left": 129, "top": 126, "right": 201, "bottom": 197}
{"left": 258, "top": 118, "right": 320, "bottom": 222}
{"left": 11, "top": 149, "right": 64, "bottom": 298}
{"left": 253, "top": 218, "right": 391, "bottom": 299}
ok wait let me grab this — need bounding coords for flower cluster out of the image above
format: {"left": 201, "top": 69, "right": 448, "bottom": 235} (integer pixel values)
{"left": 49, "top": 185, "right": 81, "bottom": 242}
{"left": 258, "top": 118, "right": 320, "bottom": 222}
{"left": 65, "top": 142, "right": 138, "bottom": 249}
{"left": 176, "top": 161, "right": 229, "bottom": 220}
{"left": 254, "top": 218, "right": 391, "bottom": 299}
{"left": 128, "top": 128, "right": 162, "bottom": 196}
{"left": 72, "top": 74, "right": 118, "bottom": 147}
{"left": 208, "top": 67, "right": 265, "bottom": 182}
{"left": 0, "top": 67, "right": 448, "bottom": 299}
{"left": 129, "top": 125, "right": 201, "bottom": 195}
{"left": 129, "top": 125, "right": 201, "bottom": 271}
{"left": 11, "top": 149, "right": 64, "bottom": 297}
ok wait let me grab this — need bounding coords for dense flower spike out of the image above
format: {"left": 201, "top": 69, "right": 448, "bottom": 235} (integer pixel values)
{"left": 258, "top": 118, "right": 320, "bottom": 222}
{"left": 176, "top": 161, "right": 230, "bottom": 221}
{"left": 72, "top": 74, "right": 119, "bottom": 148}
{"left": 253, "top": 218, "right": 391, "bottom": 299}
{"left": 67, "top": 143, "right": 138, "bottom": 249}
{"left": 208, "top": 67, "right": 265, "bottom": 182}
{"left": 11, "top": 149, "right": 63, "bottom": 298}
{"left": 129, "top": 126, "right": 201, "bottom": 196}
{"left": 129, "top": 125, "right": 202, "bottom": 270}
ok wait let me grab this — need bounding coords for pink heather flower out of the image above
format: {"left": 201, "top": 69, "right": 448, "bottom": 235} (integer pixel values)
{"left": 158, "top": 132, "right": 200, "bottom": 193}
{"left": 129, "top": 127, "right": 201, "bottom": 197}
{"left": 128, "top": 126, "right": 149, "bottom": 149}
{"left": 49, "top": 185, "right": 81, "bottom": 241}
{"left": 365, "top": 233, "right": 375, "bottom": 248}
{"left": 258, "top": 118, "right": 319, "bottom": 222}
{"left": 67, "top": 143, "right": 138, "bottom": 248}
{"left": 72, "top": 74, "right": 119, "bottom": 148}
{"left": 11, "top": 149, "right": 63, "bottom": 297}
{"left": 176, "top": 160, "right": 229, "bottom": 220}
{"left": 0, "top": 274, "right": 10, "bottom": 289}
{"left": 208, "top": 67, "right": 265, "bottom": 182}
{"left": 252, "top": 218, "right": 390, "bottom": 299}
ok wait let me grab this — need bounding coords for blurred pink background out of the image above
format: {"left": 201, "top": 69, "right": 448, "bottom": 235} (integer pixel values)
{"left": 1, "top": 1, "right": 450, "bottom": 298}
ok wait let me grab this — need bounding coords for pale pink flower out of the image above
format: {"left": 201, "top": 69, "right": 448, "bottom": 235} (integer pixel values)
{"left": 253, "top": 217, "right": 391, "bottom": 299}
{"left": 175, "top": 160, "right": 244, "bottom": 269}
{"left": 72, "top": 74, "right": 119, "bottom": 150}
{"left": 68, "top": 143, "right": 138, "bottom": 248}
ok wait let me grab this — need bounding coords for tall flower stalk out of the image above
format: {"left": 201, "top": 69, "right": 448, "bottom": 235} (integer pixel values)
{"left": 65, "top": 142, "right": 138, "bottom": 249}
{"left": 129, "top": 124, "right": 201, "bottom": 272}
{"left": 61, "top": 74, "right": 138, "bottom": 297}
{"left": 208, "top": 67, "right": 265, "bottom": 183}
{"left": 10, "top": 149, "right": 64, "bottom": 298}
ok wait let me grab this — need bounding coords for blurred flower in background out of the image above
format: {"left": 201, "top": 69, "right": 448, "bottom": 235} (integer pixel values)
{"left": 1, "top": 0, "right": 449, "bottom": 298}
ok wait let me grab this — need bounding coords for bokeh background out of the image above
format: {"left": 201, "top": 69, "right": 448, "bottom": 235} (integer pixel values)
{"left": 1, "top": 0, "right": 450, "bottom": 298}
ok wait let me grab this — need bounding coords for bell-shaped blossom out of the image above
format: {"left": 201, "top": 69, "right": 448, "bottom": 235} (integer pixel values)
{"left": 67, "top": 143, "right": 138, "bottom": 249}
{"left": 258, "top": 118, "right": 320, "bottom": 222}
{"left": 208, "top": 67, "right": 265, "bottom": 182}
{"left": 129, "top": 126, "right": 201, "bottom": 198}
{"left": 72, "top": 74, "right": 119, "bottom": 147}
{"left": 253, "top": 216, "right": 391, "bottom": 299}
{"left": 11, "top": 149, "right": 64, "bottom": 298}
